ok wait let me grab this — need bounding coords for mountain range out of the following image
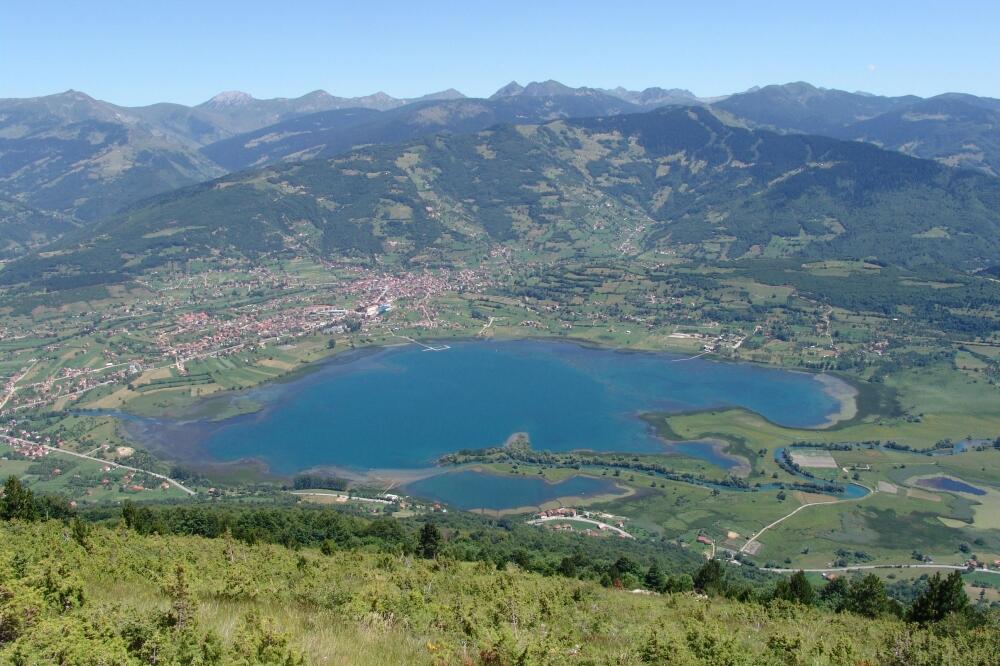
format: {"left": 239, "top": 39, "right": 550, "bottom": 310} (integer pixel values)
{"left": 5, "top": 104, "right": 999, "bottom": 293}
{"left": 0, "top": 80, "right": 998, "bottom": 265}
{"left": 0, "top": 87, "right": 467, "bottom": 225}
{"left": 0, "top": 83, "right": 666, "bottom": 249}
{"left": 716, "top": 82, "right": 1000, "bottom": 175}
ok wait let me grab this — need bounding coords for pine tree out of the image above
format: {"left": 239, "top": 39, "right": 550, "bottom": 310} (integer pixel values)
{"left": 643, "top": 563, "right": 667, "bottom": 592}
{"left": 693, "top": 559, "right": 726, "bottom": 594}
{"left": 845, "top": 574, "right": 889, "bottom": 618}
{"left": 774, "top": 570, "right": 816, "bottom": 605}
{"left": 558, "top": 556, "right": 578, "bottom": 577}
{"left": 164, "top": 563, "right": 194, "bottom": 630}
{"left": 418, "top": 522, "right": 441, "bottom": 559}
{"left": 70, "top": 516, "right": 89, "bottom": 550}
{"left": 121, "top": 500, "right": 138, "bottom": 529}
{"left": 819, "top": 576, "right": 850, "bottom": 611}
{"left": 0, "top": 475, "right": 37, "bottom": 521}
{"left": 907, "top": 571, "right": 969, "bottom": 623}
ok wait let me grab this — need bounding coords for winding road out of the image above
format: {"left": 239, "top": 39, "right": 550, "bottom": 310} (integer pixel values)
{"left": 0, "top": 434, "right": 195, "bottom": 496}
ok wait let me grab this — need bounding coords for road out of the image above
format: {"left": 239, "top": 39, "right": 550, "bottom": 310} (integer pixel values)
{"left": 527, "top": 515, "right": 634, "bottom": 538}
{"left": 0, "top": 360, "right": 38, "bottom": 411}
{"left": 762, "top": 563, "right": 999, "bottom": 576}
{"left": 290, "top": 491, "right": 392, "bottom": 504}
{"left": 0, "top": 434, "right": 195, "bottom": 496}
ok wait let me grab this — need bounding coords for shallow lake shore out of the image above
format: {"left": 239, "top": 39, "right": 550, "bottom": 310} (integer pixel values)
{"left": 109, "top": 337, "right": 865, "bottom": 509}
{"left": 814, "top": 373, "right": 860, "bottom": 427}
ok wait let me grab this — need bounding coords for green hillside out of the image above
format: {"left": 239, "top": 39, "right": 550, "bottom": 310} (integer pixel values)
{"left": 0, "top": 92, "right": 225, "bottom": 222}
{"left": 5, "top": 105, "right": 999, "bottom": 291}
{"left": 0, "top": 196, "right": 78, "bottom": 259}
{"left": 2, "top": 515, "right": 997, "bottom": 665}
{"left": 844, "top": 95, "right": 1000, "bottom": 177}
{"left": 713, "top": 83, "right": 1000, "bottom": 176}
{"left": 0, "top": 84, "right": 636, "bottom": 236}
{"left": 0, "top": 88, "right": 467, "bottom": 227}
{"left": 199, "top": 93, "right": 642, "bottom": 172}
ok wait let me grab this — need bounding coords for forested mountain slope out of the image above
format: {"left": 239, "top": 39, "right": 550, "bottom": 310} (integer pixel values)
{"left": 713, "top": 82, "right": 920, "bottom": 134}
{"left": 714, "top": 82, "right": 1000, "bottom": 175}
{"left": 844, "top": 94, "right": 1000, "bottom": 176}
{"left": 0, "top": 91, "right": 225, "bottom": 222}
{"left": 0, "top": 196, "right": 77, "bottom": 259}
{"left": 5, "top": 105, "right": 1000, "bottom": 290}
{"left": 199, "top": 92, "right": 643, "bottom": 171}
{"left": 5, "top": 81, "right": 997, "bottom": 256}
{"left": 0, "top": 88, "right": 467, "bottom": 226}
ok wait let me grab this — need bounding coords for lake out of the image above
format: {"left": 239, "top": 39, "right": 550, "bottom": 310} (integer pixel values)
{"left": 123, "top": 339, "right": 853, "bottom": 476}
{"left": 915, "top": 476, "right": 986, "bottom": 496}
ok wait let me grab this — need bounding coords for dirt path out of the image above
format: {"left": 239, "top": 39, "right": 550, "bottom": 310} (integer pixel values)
{"left": 476, "top": 316, "right": 497, "bottom": 337}
{"left": 740, "top": 484, "right": 872, "bottom": 554}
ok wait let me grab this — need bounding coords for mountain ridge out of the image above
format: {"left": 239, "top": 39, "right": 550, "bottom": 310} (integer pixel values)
{"left": 6, "top": 105, "right": 1000, "bottom": 291}
{"left": 3, "top": 80, "right": 999, "bottom": 253}
{"left": 713, "top": 82, "right": 1000, "bottom": 175}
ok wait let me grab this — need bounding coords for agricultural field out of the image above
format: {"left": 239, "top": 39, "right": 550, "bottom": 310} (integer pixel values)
{"left": 1, "top": 238, "right": 998, "bottom": 581}
{"left": 0, "top": 443, "right": 189, "bottom": 504}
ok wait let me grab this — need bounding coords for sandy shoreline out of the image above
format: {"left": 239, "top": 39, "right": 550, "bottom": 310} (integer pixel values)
{"left": 814, "top": 373, "right": 859, "bottom": 427}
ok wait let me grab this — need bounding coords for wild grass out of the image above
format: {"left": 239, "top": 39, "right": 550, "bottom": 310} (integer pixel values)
{"left": 5, "top": 520, "right": 997, "bottom": 664}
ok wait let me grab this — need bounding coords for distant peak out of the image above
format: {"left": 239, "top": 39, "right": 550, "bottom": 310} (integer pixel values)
{"left": 604, "top": 86, "right": 700, "bottom": 106}
{"left": 490, "top": 81, "right": 525, "bottom": 99}
{"left": 53, "top": 89, "right": 95, "bottom": 102}
{"left": 204, "top": 90, "right": 255, "bottom": 107}
{"left": 773, "top": 81, "right": 821, "bottom": 94}
{"left": 418, "top": 88, "right": 466, "bottom": 101}
{"left": 521, "top": 80, "right": 577, "bottom": 96}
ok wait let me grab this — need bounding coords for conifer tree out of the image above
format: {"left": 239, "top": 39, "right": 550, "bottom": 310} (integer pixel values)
{"left": 418, "top": 522, "right": 441, "bottom": 559}
{"left": 907, "top": 571, "right": 969, "bottom": 623}
{"left": 0, "top": 475, "right": 36, "bottom": 521}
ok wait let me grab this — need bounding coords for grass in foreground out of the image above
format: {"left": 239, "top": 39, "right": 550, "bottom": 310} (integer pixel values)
{"left": 2, "top": 519, "right": 999, "bottom": 665}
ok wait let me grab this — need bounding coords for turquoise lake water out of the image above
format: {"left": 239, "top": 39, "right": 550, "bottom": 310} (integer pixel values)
{"left": 126, "top": 339, "right": 848, "bottom": 478}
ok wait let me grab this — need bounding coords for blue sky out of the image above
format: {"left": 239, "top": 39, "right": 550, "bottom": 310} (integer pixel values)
{"left": 3, "top": 1, "right": 998, "bottom": 105}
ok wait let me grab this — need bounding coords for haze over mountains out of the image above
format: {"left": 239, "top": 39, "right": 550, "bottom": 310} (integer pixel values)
{"left": 1, "top": 80, "right": 998, "bottom": 263}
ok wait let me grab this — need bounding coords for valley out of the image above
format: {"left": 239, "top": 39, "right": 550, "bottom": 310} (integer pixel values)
{"left": 1, "top": 240, "right": 998, "bottom": 578}
{"left": 2, "top": 26, "right": 1000, "bottom": 657}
